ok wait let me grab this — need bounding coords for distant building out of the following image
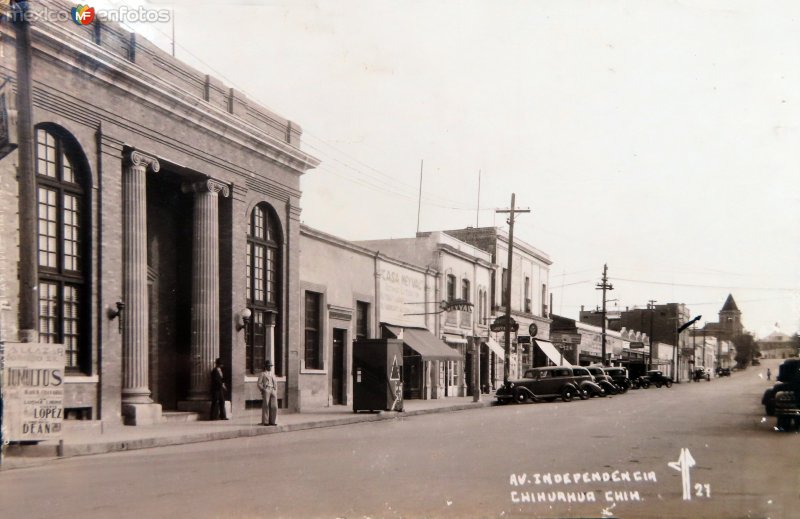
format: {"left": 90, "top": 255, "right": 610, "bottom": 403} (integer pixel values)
{"left": 692, "top": 294, "right": 742, "bottom": 369}
{"left": 551, "top": 314, "right": 650, "bottom": 370}
{"left": 700, "top": 294, "right": 744, "bottom": 341}
{"left": 585, "top": 302, "right": 694, "bottom": 381}
{"left": 757, "top": 329, "right": 797, "bottom": 359}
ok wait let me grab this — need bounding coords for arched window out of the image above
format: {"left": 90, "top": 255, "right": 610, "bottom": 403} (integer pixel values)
{"left": 246, "top": 203, "right": 283, "bottom": 375}
{"left": 35, "top": 126, "right": 90, "bottom": 372}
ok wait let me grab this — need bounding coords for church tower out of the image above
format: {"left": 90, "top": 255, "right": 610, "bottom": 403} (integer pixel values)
{"left": 719, "top": 294, "right": 743, "bottom": 337}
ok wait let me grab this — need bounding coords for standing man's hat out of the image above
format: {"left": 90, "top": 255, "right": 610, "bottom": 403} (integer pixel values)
{"left": 215, "top": 358, "right": 222, "bottom": 365}
{"left": 265, "top": 360, "right": 273, "bottom": 369}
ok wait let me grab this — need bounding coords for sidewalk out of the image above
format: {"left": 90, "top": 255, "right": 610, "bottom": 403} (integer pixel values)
{"left": 1, "top": 396, "right": 494, "bottom": 470}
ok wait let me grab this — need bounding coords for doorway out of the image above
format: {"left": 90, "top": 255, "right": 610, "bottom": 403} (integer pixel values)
{"left": 332, "top": 328, "right": 346, "bottom": 405}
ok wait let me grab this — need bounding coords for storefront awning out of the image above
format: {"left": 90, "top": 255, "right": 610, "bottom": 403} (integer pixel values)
{"left": 536, "top": 339, "right": 572, "bottom": 367}
{"left": 384, "top": 325, "right": 462, "bottom": 361}
{"left": 482, "top": 338, "right": 505, "bottom": 358}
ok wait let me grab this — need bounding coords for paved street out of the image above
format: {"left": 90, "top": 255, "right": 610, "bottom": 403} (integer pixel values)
{"left": 1, "top": 359, "right": 797, "bottom": 519}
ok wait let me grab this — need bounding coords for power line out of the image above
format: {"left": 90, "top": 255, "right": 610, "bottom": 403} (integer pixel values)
{"left": 609, "top": 276, "right": 798, "bottom": 292}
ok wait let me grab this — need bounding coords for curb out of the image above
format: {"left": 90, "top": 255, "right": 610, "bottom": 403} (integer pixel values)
{"left": 2, "top": 400, "right": 493, "bottom": 468}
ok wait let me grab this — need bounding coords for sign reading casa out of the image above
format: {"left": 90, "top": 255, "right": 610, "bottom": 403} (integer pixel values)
{"left": 1, "top": 342, "right": 66, "bottom": 441}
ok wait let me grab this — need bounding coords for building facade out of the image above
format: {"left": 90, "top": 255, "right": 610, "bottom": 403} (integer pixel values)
{"left": 0, "top": 1, "right": 319, "bottom": 424}
{"left": 443, "top": 227, "right": 553, "bottom": 380}
{"left": 757, "top": 330, "right": 797, "bottom": 360}
{"left": 356, "top": 231, "right": 497, "bottom": 395}
{"left": 299, "top": 225, "right": 457, "bottom": 407}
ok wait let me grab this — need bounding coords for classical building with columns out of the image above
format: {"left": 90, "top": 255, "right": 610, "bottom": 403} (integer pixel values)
{"left": 0, "top": 0, "right": 318, "bottom": 424}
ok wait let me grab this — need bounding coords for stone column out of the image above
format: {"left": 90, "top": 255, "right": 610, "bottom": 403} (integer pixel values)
{"left": 264, "top": 312, "right": 276, "bottom": 366}
{"left": 182, "top": 179, "right": 230, "bottom": 403}
{"left": 121, "top": 150, "right": 162, "bottom": 425}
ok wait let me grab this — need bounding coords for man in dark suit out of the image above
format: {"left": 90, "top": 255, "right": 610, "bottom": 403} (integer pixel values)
{"left": 210, "top": 358, "right": 228, "bottom": 420}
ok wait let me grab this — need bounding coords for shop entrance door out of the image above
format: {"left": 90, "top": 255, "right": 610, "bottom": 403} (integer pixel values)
{"left": 332, "top": 329, "right": 346, "bottom": 405}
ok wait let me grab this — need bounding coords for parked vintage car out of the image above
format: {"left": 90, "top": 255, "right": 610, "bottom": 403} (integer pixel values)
{"left": 716, "top": 367, "right": 731, "bottom": 377}
{"left": 572, "top": 366, "right": 607, "bottom": 398}
{"left": 586, "top": 366, "right": 620, "bottom": 395}
{"left": 763, "top": 359, "right": 800, "bottom": 430}
{"left": 603, "top": 366, "right": 631, "bottom": 392}
{"left": 642, "top": 370, "right": 673, "bottom": 388}
{"left": 495, "top": 366, "right": 593, "bottom": 404}
{"left": 693, "top": 366, "right": 711, "bottom": 382}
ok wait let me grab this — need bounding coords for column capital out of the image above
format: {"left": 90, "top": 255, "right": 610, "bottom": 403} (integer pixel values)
{"left": 124, "top": 150, "right": 160, "bottom": 172}
{"left": 182, "top": 178, "right": 231, "bottom": 198}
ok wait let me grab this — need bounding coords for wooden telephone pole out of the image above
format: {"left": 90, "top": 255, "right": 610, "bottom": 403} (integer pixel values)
{"left": 496, "top": 193, "right": 530, "bottom": 383}
{"left": 596, "top": 264, "right": 613, "bottom": 366}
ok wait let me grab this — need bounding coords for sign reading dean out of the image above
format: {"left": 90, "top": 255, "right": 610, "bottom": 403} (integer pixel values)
{"left": 1, "top": 343, "right": 66, "bottom": 441}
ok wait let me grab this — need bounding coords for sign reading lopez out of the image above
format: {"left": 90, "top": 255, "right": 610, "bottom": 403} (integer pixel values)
{"left": 1, "top": 342, "right": 66, "bottom": 441}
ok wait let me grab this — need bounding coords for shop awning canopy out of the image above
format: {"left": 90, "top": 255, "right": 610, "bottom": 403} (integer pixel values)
{"left": 536, "top": 339, "right": 572, "bottom": 367}
{"left": 384, "top": 325, "right": 462, "bottom": 361}
{"left": 482, "top": 338, "right": 505, "bottom": 358}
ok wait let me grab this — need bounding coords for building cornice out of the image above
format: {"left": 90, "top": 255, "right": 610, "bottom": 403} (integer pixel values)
{"left": 300, "top": 225, "right": 440, "bottom": 277}
{"left": 5, "top": 19, "right": 321, "bottom": 177}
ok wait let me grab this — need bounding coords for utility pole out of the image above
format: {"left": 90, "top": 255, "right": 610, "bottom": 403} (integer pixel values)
{"left": 496, "top": 193, "right": 530, "bottom": 384}
{"left": 702, "top": 329, "right": 707, "bottom": 372}
{"left": 692, "top": 323, "right": 697, "bottom": 381}
{"left": 596, "top": 264, "right": 613, "bottom": 366}
{"left": 415, "top": 159, "right": 424, "bottom": 234}
{"left": 648, "top": 300, "right": 657, "bottom": 370}
{"left": 476, "top": 169, "right": 481, "bottom": 228}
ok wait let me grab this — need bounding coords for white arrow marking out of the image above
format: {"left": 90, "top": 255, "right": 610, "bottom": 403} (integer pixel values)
{"left": 668, "top": 448, "right": 696, "bottom": 500}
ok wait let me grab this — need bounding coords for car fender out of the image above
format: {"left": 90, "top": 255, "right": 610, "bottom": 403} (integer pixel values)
{"left": 599, "top": 380, "right": 617, "bottom": 393}
{"left": 580, "top": 380, "right": 604, "bottom": 395}
{"left": 515, "top": 385, "right": 542, "bottom": 402}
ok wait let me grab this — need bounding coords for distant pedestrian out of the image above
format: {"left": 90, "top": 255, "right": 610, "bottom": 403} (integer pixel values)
{"left": 210, "top": 358, "right": 228, "bottom": 420}
{"left": 257, "top": 360, "right": 278, "bottom": 426}
{"left": 767, "top": 368, "right": 772, "bottom": 381}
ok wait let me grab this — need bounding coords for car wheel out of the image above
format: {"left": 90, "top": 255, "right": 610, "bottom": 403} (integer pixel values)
{"left": 776, "top": 416, "right": 792, "bottom": 431}
{"left": 561, "top": 387, "right": 574, "bottom": 402}
{"left": 654, "top": 382, "right": 662, "bottom": 388}
{"left": 665, "top": 381, "right": 672, "bottom": 388}
{"left": 579, "top": 389, "right": 590, "bottom": 400}
{"left": 617, "top": 384, "right": 628, "bottom": 394}
{"left": 513, "top": 388, "right": 529, "bottom": 404}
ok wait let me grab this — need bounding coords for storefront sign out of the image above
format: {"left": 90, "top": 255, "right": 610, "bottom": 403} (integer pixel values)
{"left": 378, "top": 261, "right": 429, "bottom": 328}
{"left": 1, "top": 342, "right": 66, "bottom": 441}
{"left": 552, "top": 332, "right": 581, "bottom": 345}
{"left": 491, "top": 315, "right": 519, "bottom": 333}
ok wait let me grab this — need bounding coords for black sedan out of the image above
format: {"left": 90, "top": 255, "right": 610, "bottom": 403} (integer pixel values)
{"left": 643, "top": 370, "right": 673, "bottom": 388}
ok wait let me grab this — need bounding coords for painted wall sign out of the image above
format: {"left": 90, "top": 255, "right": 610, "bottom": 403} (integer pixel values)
{"left": 1, "top": 342, "right": 66, "bottom": 441}
{"left": 378, "top": 261, "right": 429, "bottom": 328}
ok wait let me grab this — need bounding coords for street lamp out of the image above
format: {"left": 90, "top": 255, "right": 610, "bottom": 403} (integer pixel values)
{"left": 675, "top": 315, "right": 702, "bottom": 383}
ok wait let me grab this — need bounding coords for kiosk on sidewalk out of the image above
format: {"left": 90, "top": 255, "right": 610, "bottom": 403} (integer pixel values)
{"left": 352, "top": 339, "right": 404, "bottom": 412}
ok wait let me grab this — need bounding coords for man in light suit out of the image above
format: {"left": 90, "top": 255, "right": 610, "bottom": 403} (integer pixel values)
{"left": 257, "top": 360, "right": 278, "bottom": 426}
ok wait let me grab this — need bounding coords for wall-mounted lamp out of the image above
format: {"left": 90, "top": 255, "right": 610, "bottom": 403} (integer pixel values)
{"left": 236, "top": 308, "right": 252, "bottom": 332}
{"left": 107, "top": 300, "right": 125, "bottom": 334}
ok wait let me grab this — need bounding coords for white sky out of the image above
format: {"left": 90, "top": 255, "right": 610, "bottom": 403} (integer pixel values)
{"left": 97, "top": 0, "right": 800, "bottom": 337}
